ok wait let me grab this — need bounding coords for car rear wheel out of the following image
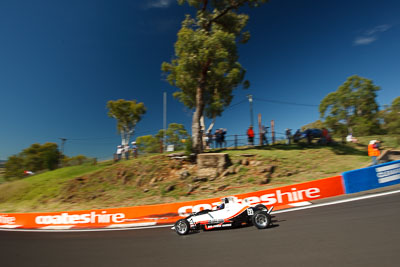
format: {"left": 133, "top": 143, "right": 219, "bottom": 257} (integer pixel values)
{"left": 174, "top": 219, "right": 190, "bottom": 235}
{"left": 252, "top": 211, "right": 271, "bottom": 229}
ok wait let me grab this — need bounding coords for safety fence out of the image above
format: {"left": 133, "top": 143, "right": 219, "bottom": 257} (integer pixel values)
{"left": 342, "top": 160, "right": 400, "bottom": 194}
{"left": 0, "top": 176, "right": 344, "bottom": 229}
{"left": 206, "top": 132, "right": 288, "bottom": 149}
{"left": 1, "top": 160, "right": 399, "bottom": 229}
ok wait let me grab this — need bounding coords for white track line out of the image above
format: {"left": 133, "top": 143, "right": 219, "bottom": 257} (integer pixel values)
{"left": 0, "top": 224, "right": 174, "bottom": 233}
{"left": 287, "top": 201, "right": 312, "bottom": 207}
{"left": 1, "top": 189, "right": 400, "bottom": 233}
{"left": 0, "top": 225, "right": 23, "bottom": 229}
{"left": 106, "top": 222, "right": 157, "bottom": 228}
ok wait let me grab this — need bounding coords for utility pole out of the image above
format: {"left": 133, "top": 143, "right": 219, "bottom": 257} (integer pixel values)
{"left": 58, "top": 138, "right": 67, "bottom": 167}
{"left": 247, "top": 94, "right": 254, "bottom": 127}
{"left": 258, "top": 114, "right": 262, "bottom": 145}
{"left": 59, "top": 138, "right": 67, "bottom": 154}
{"left": 271, "top": 120, "right": 275, "bottom": 144}
{"left": 163, "top": 92, "right": 167, "bottom": 153}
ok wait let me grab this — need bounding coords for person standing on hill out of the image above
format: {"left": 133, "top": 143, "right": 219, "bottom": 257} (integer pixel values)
{"left": 131, "top": 141, "right": 138, "bottom": 158}
{"left": 221, "top": 128, "right": 227, "bottom": 148}
{"left": 206, "top": 130, "right": 213, "bottom": 149}
{"left": 368, "top": 140, "right": 381, "bottom": 165}
{"left": 215, "top": 129, "right": 222, "bottom": 148}
{"left": 285, "top": 128, "right": 292, "bottom": 145}
{"left": 116, "top": 145, "right": 123, "bottom": 161}
{"left": 247, "top": 126, "right": 255, "bottom": 146}
{"left": 261, "top": 125, "right": 269, "bottom": 145}
{"left": 321, "top": 128, "right": 328, "bottom": 145}
{"left": 124, "top": 144, "right": 130, "bottom": 160}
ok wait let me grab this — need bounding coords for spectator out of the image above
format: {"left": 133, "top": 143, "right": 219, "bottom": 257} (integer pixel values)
{"left": 261, "top": 125, "right": 269, "bottom": 145}
{"left": 247, "top": 126, "right": 255, "bottom": 146}
{"left": 221, "top": 128, "right": 227, "bottom": 148}
{"left": 368, "top": 140, "right": 381, "bottom": 165}
{"left": 206, "top": 130, "right": 213, "bottom": 149}
{"left": 285, "top": 128, "right": 292, "bottom": 145}
{"left": 346, "top": 133, "right": 353, "bottom": 143}
{"left": 346, "top": 133, "right": 358, "bottom": 143}
{"left": 124, "top": 144, "right": 130, "bottom": 160}
{"left": 305, "top": 129, "right": 312, "bottom": 145}
{"left": 131, "top": 141, "right": 138, "bottom": 158}
{"left": 321, "top": 128, "right": 328, "bottom": 145}
{"left": 215, "top": 129, "right": 222, "bottom": 148}
{"left": 116, "top": 145, "right": 123, "bottom": 161}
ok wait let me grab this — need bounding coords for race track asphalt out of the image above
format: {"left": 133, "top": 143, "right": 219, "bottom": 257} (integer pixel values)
{"left": 1, "top": 192, "right": 400, "bottom": 267}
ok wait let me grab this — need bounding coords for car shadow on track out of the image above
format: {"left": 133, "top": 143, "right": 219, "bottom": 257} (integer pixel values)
{"left": 197, "top": 216, "right": 281, "bottom": 233}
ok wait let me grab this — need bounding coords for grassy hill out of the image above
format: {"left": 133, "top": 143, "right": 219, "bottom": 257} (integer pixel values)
{"left": 0, "top": 135, "right": 398, "bottom": 213}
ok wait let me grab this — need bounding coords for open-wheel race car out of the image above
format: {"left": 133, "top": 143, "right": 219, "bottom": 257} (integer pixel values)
{"left": 173, "top": 196, "right": 274, "bottom": 235}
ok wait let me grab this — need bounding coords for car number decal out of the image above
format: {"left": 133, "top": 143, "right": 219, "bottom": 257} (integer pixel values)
{"left": 247, "top": 208, "right": 254, "bottom": 216}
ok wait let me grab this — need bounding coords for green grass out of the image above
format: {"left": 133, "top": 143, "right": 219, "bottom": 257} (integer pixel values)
{"left": 0, "top": 162, "right": 112, "bottom": 212}
{"left": 0, "top": 135, "right": 398, "bottom": 213}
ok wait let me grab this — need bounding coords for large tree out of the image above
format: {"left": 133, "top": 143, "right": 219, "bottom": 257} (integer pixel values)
{"left": 4, "top": 143, "right": 61, "bottom": 180}
{"left": 319, "top": 75, "right": 381, "bottom": 136}
{"left": 162, "top": 0, "right": 267, "bottom": 153}
{"left": 107, "top": 99, "right": 146, "bottom": 146}
{"left": 136, "top": 135, "right": 161, "bottom": 154}
{"left": 381, "top": 96, "right": 400, "bottom": 134}
{"left": 156, "top": 123, "right": 190, "bottom": 151}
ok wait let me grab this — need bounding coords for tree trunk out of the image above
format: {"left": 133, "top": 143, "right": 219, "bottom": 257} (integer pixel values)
{"left": 192, "top": 86, "right": 205, "bottom": 154}
{"left": 192, "top": 60, "right": 210, "bottom": 154}
{"left": 120, "top": 131, "right": 125, "bottom": 146}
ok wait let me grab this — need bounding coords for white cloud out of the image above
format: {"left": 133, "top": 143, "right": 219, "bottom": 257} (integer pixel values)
{"left": 365, "top": 24, "right": 391, "bottom": 36}
{"left": 353, "top": 36, "right": 377, "bottom": 46}
{"left": 353, "top": 24, "right": 392, "bottom": 46}
{"left": 146, "top": 0, "right": 175, "bottom": 8}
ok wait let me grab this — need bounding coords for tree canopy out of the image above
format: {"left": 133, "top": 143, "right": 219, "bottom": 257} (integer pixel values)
{"left": 162, "top": 0, "right": 267, "bottom": 153}
{"left": 156, "top": 123, "right": 190, "bottom": 151}
{"left": 319, "top": 75, "right": 381, "bottom": 136}
{"left": 4, "top": 143, "right": 61, "bottom": 180}
{"left": 381, "top": 96, "right": 400, "bottom": 134}
{"left": 136, "top": 135, "right": 160, "bottom": 154}
{"left": 107, "top": 99, "right": 146, "bottom": 146}
{"left": 136, "top": 123, "right": 190, "bottom": 153}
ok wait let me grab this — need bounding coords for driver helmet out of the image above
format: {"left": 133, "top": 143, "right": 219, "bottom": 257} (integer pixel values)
{"left": 217, "top": 202, "right": 225, "bottom": 210}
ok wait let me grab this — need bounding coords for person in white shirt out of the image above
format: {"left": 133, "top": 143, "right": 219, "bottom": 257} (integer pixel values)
{"left": 116, "top": 145, "right": 123, "bottom": 161}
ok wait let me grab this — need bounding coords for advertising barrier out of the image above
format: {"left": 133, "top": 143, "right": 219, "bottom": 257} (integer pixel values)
{"left": 342, "top": 160, "right": 400, "bottom": 194}
{"left": 0, "top": 175, "right": 344, "bottom": 229}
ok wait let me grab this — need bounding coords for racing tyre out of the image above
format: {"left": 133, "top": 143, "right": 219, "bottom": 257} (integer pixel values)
{"left": 252, "top": 210, "right": 271, "bottom": 229}
{"left": 174, "top": 219, "right": 190, "bottom": 235}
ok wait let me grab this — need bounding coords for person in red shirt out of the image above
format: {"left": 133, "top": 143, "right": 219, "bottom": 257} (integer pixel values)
{"left": 247, "top": 126, "right": 255, "bottom": 146}
{"left": 321, "top": 128, "right": 328, "bottom": 145}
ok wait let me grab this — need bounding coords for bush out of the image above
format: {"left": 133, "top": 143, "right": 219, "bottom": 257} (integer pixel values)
{"left": 62, "top": 155, "right": 90, "bottom": 167}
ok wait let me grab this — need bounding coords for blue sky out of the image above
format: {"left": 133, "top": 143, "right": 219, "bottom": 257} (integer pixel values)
{"left": 1, "top": 0, "right": 399, "bottom": 160}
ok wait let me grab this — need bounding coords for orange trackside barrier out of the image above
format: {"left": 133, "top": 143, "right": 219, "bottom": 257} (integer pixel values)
{"left": 0, "top": 175, "right": 345, "bottom": 229}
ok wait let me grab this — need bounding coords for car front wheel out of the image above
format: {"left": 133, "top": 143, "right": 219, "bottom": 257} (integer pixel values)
{"left": 174, "top": 219, "right": 190, "bottom": 235}
{"left": 252, "top": 211, "right": 271, "bottom": 229}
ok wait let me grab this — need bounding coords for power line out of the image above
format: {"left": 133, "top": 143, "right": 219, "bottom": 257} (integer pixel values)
{"left": 225, "top": 99, "right": 248, "bottom": 110}
{"left": 254, "top": 97, "right": 319, "bottom": 107}
{"left": 67, "top": 129, "right": 159, "bottom": 141}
